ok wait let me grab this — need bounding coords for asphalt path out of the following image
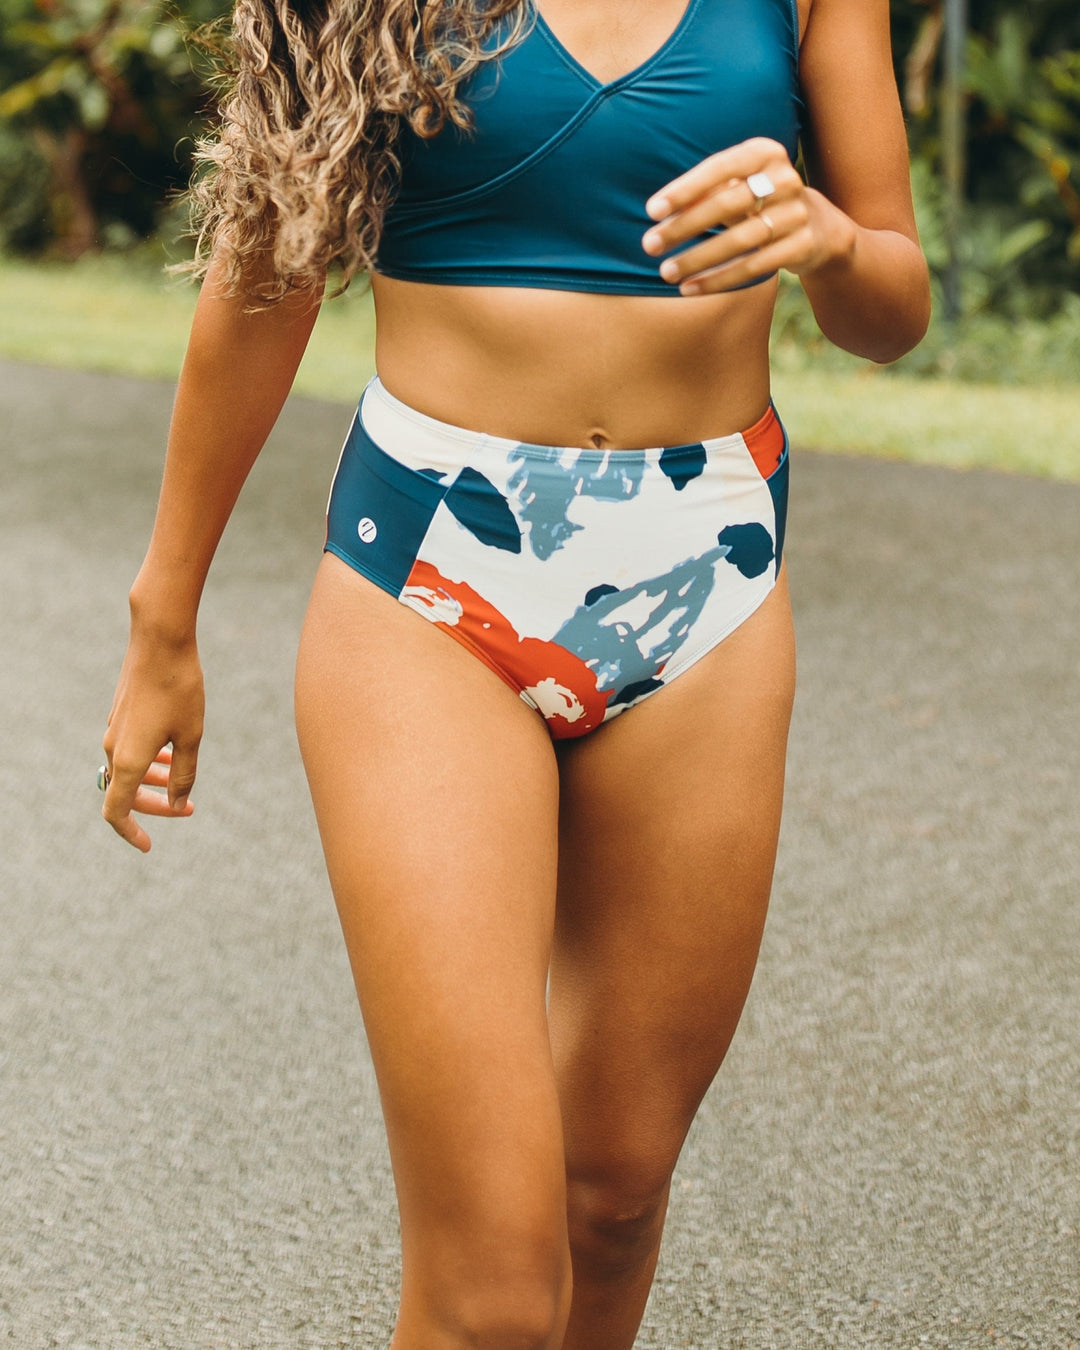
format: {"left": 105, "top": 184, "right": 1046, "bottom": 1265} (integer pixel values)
{"left": 1, "top": 359, "right": 1077, "bottom": 1349}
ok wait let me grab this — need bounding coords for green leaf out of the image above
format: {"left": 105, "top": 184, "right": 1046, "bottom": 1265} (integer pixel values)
{"left": 0, "top": 57, "right": 76, "bottom": 117}
{"left": 148, "top": 23, "right": 181, "bottom": 60}
{"left": 76, "top": 79, "right": 110, "bottom": 131}
{"left": 994, "top": 219, "right": 1054, "bottom": 268}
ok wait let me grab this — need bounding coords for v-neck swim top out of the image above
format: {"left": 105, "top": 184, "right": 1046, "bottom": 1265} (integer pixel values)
{"left": 374, "top": 0, "right": 803, "bottom": 296}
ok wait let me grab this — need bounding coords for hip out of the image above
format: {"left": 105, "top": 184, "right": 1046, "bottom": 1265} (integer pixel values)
{"left": 322, "top": 377, "right": 790, "bottom": 740}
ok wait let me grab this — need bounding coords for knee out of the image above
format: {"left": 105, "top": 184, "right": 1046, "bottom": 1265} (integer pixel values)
{"left": 443, "top": 1271, "right": 571, "bottom": 1350}
{"left": 566, "top": 1151, "right": 675, "bottom": 1278}
{"left": 413, "top": 1213, "right": 572, "bottom": 1349}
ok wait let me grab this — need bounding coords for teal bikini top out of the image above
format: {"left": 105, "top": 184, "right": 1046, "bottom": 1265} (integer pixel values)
{"left": 374, "top": 0, "right": 803, "bottom": 296}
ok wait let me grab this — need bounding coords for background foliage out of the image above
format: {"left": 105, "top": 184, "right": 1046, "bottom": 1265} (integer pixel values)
{"left": 896, "top": 0, "right": 1080, "bottom": 316}
{"left": 1, "top": 0, "right": 1078, "bottom": 321}
{"left": 0, "top": 0, "right": 220, "bottom": 253}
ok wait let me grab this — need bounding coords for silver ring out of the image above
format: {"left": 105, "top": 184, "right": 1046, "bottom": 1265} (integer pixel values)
{"left": 746, "top": 171, "right": 777, "bottom": 209}
{"left": 760, "top": 211, "right": 776, "bottom": 245}
{"left": 97, "top": 765, "right": 110, "bottom": 792}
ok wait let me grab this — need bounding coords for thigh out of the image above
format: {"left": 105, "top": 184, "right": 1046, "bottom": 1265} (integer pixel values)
{"left": 549, "top": 569, "right": 797, "bottom": 1178}
{"left": 295, "top": 554, "right": 568, "bottom": 1287}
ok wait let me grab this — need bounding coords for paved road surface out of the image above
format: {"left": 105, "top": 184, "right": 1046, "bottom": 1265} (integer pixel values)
{"left": 1, "top": 360, "right": 1077, "bottom": 1348}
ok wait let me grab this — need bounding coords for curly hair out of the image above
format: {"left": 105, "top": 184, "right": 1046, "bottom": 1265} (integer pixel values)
{"left": 183, "top": 0, "right": 529, "bottom": 301}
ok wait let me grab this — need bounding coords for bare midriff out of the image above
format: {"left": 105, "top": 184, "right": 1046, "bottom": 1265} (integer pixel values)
{"left": 370, "top": 274, "right": 777, "bottom": 452}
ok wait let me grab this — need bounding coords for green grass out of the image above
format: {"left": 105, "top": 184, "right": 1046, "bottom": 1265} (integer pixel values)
{"left": 2, "top": 253, "right": 1078, "bottom": 481}
{"left": 0, "top": 252, "right": 377, "bottom": 398}
{"left": 772, "top": 368, "right": 1080, "bottom": 478}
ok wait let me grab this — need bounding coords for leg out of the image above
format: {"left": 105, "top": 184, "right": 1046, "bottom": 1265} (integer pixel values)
{"left": 295, "top": 554, "right": 573, "bottom": 1350}
{"left": 549, "top": 569, "right": 797, "bottom": 1350}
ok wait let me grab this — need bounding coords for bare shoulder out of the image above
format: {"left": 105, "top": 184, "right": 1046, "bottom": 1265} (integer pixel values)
{"left": 797, "top": 0, "right": 918, "bottom": 240}
{"left": 798, "top": 0, "right": 893, "bottom": 72}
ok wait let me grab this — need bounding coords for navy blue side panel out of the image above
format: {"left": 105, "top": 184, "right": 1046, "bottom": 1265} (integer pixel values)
{"left": 766, "top": 443, "right": 790, "bottom": 575}
{"left": 325, "top": 416, "right": 446, "bottom": 594}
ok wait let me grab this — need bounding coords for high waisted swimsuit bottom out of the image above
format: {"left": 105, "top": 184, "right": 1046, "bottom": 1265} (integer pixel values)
{"left": 324, "top": 377, "right": 789, "bottom": 740}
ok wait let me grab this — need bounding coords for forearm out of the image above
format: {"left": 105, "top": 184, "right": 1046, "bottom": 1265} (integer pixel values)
{"left": 798, "top": 188, "right": 930, "bottom": 365}
{"left": 131, "top": 260, "right": 322, "bottom": 637}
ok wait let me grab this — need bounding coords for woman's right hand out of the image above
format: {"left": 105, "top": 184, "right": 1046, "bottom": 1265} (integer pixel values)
{"left": 94, "top": 259, "right": 323, "bottom": 854}
{"left": 101, "top": 628, "right": 205, "bottom": 853}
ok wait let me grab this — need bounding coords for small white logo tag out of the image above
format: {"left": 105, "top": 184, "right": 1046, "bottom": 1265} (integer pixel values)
{"left": 357, "top": 517, "right": 377, "bottom": 544}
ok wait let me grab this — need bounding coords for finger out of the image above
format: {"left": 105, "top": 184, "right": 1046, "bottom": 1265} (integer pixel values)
{"left": 646, "top": 137, "right": 791, "bottom": 219}
{"left": 101, "top": 731, "right": 169, "bottom": 775}
{"left": 140, "top": 768, "right": 194, "bottom": 811}
{"left": 102, "top": 753, "right": 158, "bottom": 851}
{"left": 166, "top": 735, "right": 200, "bottom": 811}
{"left": 101, "top": 798, "right": 153, "bottom": 853}
{"left": 644, "top": 164, "right": 802, "bottom": 256}
{"left": 142, "top": 749, "right": 183, "bottom": 786}
{"left": 129, "top": 784, "right": 195, "bottom": 817}
{"left": 656, "top": 200, "right": 806, "bottom": 286}
{"left": 678, "top": 228, "right": 815, "bottom": 296}
{"left": 643, "top": 169, "right": 798, "bottom": 255}
{"left": 643, "top": 179, "right": 745, "bottom": 255}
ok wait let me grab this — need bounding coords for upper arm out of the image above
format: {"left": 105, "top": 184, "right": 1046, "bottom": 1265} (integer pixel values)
{"left": 797, "top": 0, "right": 920, "bottom": 243}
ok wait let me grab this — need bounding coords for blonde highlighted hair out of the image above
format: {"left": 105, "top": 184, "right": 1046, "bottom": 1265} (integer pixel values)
{"left": 185, "top": 0, "right": 528, "bottom": 300}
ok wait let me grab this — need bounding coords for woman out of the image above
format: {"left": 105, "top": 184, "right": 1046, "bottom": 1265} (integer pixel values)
{"left": 101, "top": 0, "right": 929, "bottom": 1345}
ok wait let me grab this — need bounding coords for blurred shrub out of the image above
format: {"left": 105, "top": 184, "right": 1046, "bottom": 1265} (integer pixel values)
{"left": 895, "top": 0, "right": 1080, "bottom": 312}
{"left": 772, "top": 251, "right": 1080, "bottom": 386}
{"left": 0, "top": 0, "right": 226, "bottom": 254}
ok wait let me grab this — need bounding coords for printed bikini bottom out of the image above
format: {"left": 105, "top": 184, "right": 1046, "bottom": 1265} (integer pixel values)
{"left": 324, "top": 376, "right": 789, "bottom": 740}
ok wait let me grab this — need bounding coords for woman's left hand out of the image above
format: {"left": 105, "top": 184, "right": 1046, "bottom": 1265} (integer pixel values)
{"left": 641, "top": 136, "right": 854, "bottom": 296}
